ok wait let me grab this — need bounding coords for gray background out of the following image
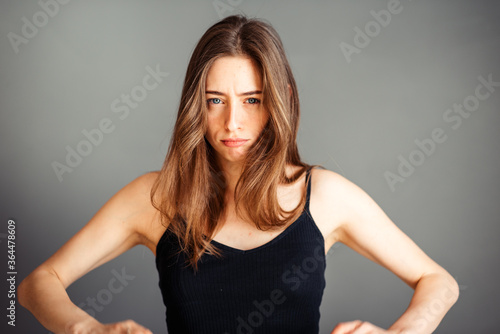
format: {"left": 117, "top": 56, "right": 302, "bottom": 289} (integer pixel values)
{"left": 1, "top": 0, "right": 499, "bottom": 333}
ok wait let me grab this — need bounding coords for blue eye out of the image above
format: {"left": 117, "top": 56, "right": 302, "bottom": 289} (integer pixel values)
{"left": 246, "top": 98, "right": 260, "bottom": 104}
{"left": 208, "top": 98, "right": 222, "bottom": 105}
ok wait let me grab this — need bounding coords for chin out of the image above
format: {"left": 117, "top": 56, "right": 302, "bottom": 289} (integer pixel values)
{"left": 217, "top": 152, "right": 246, "bottom": 164}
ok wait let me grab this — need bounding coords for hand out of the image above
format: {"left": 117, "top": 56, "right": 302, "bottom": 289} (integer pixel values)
{"left": 66, "top": 319, "right": 153, "bottom": 334}
{"left": 331, "top": 320, "right": 394, "bottom": 334}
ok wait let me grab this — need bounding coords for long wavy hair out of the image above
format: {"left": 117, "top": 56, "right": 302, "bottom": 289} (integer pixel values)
{"left": 150, "top": 15, "right": 314, "bottom": 269}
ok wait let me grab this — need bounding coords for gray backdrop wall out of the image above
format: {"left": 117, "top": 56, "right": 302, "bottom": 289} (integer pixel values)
{"left": 1, "top": 0, "right": 499, "bottom": 333}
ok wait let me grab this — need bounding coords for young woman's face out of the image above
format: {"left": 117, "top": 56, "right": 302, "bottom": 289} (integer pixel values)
{"left": 205, "top": 55, "right": 269, "bottom": 166}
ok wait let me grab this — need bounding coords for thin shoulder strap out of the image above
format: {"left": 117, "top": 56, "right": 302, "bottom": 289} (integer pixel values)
{"left": 304, "top": 166, "right": 313, "bottom": 211}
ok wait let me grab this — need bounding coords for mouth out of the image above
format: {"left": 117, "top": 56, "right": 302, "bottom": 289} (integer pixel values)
{"left": 221, "top": 138, "right": 249, "bottom": 147}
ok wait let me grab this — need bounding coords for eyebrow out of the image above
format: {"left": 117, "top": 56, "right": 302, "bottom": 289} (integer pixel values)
{"left": 205, "top": 90, "right": 262, "bottom": 96}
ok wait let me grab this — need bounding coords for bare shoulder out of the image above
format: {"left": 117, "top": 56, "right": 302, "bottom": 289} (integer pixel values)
{"left": 309, "top": 167, "right": 364, "bottom": 202}
{"left": 309, "top": 168, "right": 368, "bottom": 250}
{"left": 128, "top": 170, "right": 160, "bottom": 190}
{"left": 113, "top": 171, "right": 159, "bottom": 214}
{"left": 121, "top": 171, "right": 164, "bottom": 251}
{"left": 80, "top": 170, "right": 162, "bottom": 250}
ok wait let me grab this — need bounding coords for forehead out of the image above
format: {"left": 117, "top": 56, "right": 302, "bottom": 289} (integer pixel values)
{"left": 206, "top": 56, "right": 262, "bottom": 90}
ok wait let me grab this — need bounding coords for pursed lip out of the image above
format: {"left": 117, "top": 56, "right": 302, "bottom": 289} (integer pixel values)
{"left": 221, "top": 138, "right": 249, "bottom": 147}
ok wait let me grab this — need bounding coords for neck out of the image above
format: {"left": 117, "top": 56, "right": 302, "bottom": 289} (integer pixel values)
{"left": 218, "top": 160, "right": 244, "bottom": 194}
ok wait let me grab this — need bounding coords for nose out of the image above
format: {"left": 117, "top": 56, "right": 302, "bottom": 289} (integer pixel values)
{"left": 225, "top": 101, "right": 243, "bottom": 131}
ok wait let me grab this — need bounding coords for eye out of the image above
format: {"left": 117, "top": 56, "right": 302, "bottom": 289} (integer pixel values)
{"left": 246, "top": 98, "right": 260, "bottom": 104}
{"left": 207, "top": 98, "right": 222, "bottom": 105}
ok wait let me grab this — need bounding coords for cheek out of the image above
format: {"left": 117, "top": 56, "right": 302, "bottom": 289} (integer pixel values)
{"left": 205, "top": 118, "right": 219, "bottom": 141}
{"left": 259, "top": 113, "right": 270, "bottom": 130}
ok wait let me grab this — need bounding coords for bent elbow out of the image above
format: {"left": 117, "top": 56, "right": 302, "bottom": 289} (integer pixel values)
{"left": 436, "top": 270, "right": 460, "bottom": 307}
{"left": 17, "top": 268, "right": 50, "bottom": 309}
{"left": 448, "top": 275, "right": 460, "bottom": 305}
{"left": 17, "top": 274, "right": 31, "bottom": 309}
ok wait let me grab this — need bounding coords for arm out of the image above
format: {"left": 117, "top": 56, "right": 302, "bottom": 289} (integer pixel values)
{"left": 314, "top": 170, "right": 459, "bottom": 334}
{"left": 18, "top": 172, "right": 159, "bottom": 334}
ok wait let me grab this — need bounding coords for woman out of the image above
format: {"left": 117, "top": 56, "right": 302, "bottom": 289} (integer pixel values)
{"left": 19, "top": 15, "right": 459, "bottom": 334}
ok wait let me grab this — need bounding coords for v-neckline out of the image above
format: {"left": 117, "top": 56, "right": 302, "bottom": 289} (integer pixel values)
{"left": 209, "top": 167, "right": 312, "bottom": 255}
{"left": 209, "top": 209, "right": 306, "bottom": 254}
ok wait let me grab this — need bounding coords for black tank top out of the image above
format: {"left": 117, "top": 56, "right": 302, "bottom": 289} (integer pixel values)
{"left": 155, "top": 167, "right": 326, "bottom": 333}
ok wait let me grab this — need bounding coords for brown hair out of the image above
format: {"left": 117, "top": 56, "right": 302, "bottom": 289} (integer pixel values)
{"left": 151, "top": 15, "right": 313, "bottom": 269}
